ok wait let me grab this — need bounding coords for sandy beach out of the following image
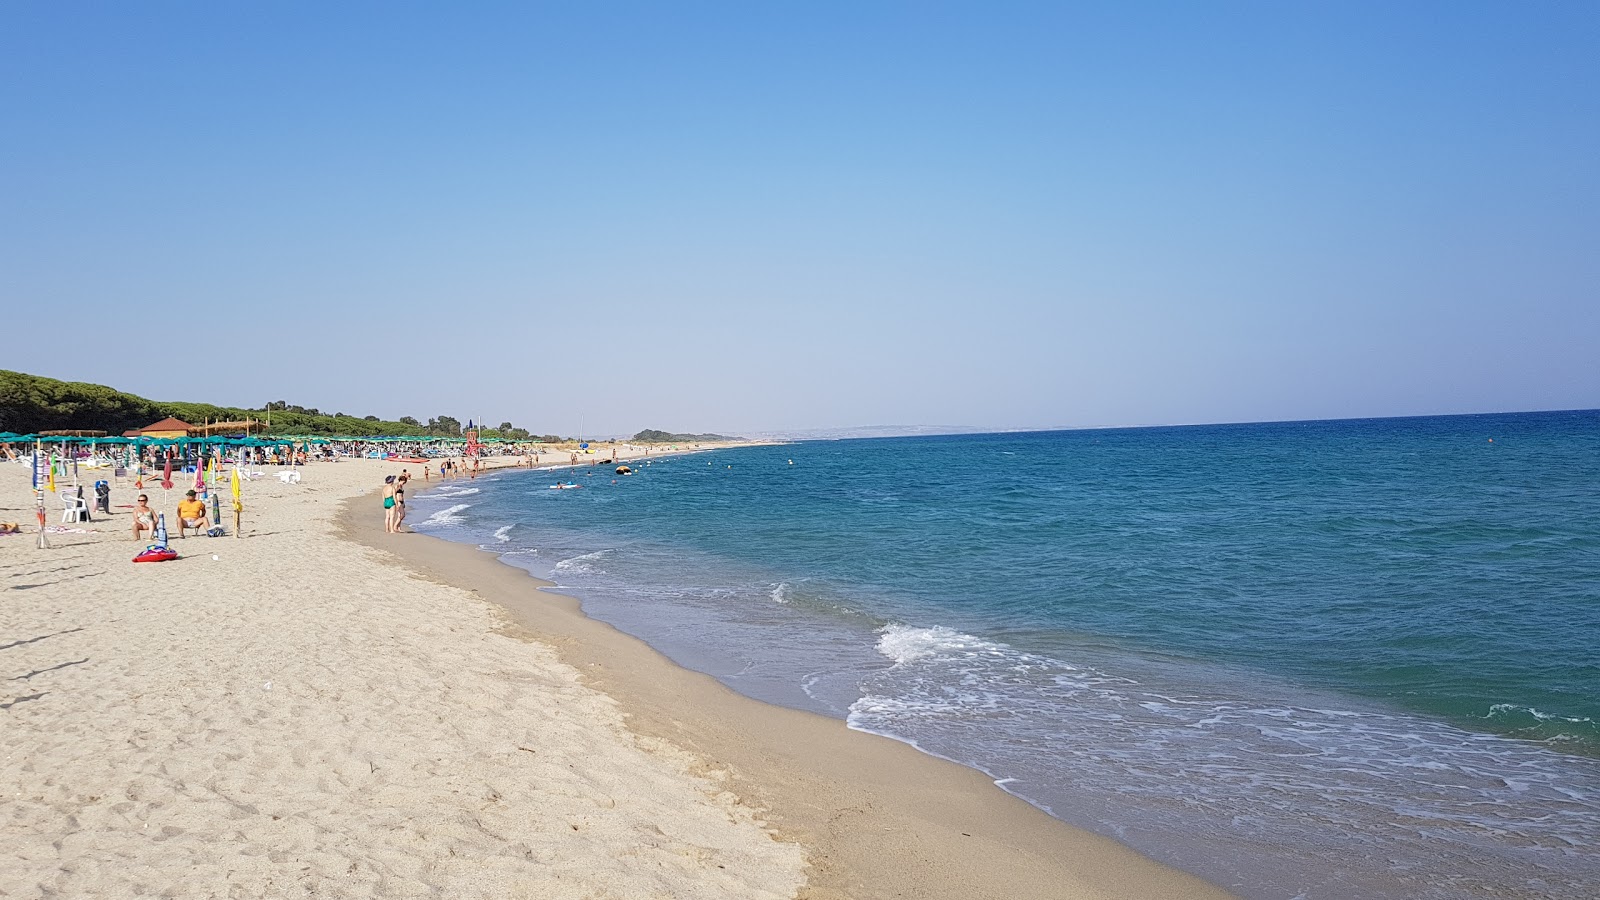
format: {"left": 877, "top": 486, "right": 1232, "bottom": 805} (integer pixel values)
{"left": 2, "top": 449, "right": 1229, "bottom": 899}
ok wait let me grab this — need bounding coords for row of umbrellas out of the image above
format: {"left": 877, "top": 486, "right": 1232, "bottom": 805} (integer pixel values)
{"left": 0, "top": 433, "right": 536, "bottom": 445}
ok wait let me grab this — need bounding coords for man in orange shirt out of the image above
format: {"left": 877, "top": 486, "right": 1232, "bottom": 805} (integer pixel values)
{"left": 177, "top": 489, "right": 209, "bottom": 538}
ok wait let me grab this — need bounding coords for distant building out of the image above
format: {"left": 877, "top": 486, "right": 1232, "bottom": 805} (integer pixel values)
{"left": 124, "top": 417, "right": 195, "bottom": 440}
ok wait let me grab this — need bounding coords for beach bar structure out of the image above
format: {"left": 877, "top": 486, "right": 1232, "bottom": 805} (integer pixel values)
{"left": 191, "top": 419, "right": 267, "bottom": 437}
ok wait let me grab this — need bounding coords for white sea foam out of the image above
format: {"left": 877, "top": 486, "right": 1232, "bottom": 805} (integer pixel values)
{"left": 553, "top": 549, "right": 614, "bottom": 576}
{"left": 1489, "top": 703, "right": 1595, "bottom": 725}
{"left": 493, "top": 524, "right": 514, "bottom": 543}
{"left": 418, "top": 503, "right": 471, "bottom": 527}
{"left": 428, "top": 486, "right": 480, "bottom": 499}
{"left": 847, "top": 622, "right": 1600, "bottom": 899}
{"left": 875, "top": 623, "right": 1010, "bottom": 666}
{"left": 770, "top": 583, "right": 790, "bottom": 604}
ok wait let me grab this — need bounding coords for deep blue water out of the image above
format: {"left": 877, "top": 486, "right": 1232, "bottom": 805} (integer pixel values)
{"left": 410, "top": 411, "right": 1600, "bottom": 898}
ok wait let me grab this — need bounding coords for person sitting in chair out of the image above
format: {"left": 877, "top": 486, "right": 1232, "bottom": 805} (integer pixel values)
{"left": 132, "top": 494, "right": 158, "bottom": 541}
{"left": 177, "top": 489, "right": 209, "bottom": 538}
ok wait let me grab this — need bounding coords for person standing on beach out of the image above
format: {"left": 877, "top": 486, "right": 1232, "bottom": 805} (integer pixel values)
{"left": 393, "top": 474, "right": 409, "bottom": 531}
{"left": 382, "top": 475, "right": 397, "bottom": 533}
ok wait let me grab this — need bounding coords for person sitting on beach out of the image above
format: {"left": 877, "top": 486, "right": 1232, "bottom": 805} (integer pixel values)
{"left": 131, "top": 494, "right": 157, "bottom": 541}
{"left": 176, "top": 490, "right": 209, "bottom": 538}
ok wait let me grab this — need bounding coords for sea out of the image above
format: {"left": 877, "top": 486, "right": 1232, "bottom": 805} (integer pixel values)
{"left": 408, "top": 411, "right": 1600, "bottom": 899}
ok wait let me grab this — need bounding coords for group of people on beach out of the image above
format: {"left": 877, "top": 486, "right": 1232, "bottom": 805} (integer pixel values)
{"left": 382, "top": 472, "right": 409, "bottom": 533}
{"left": 130, "top": 488, "right": 211, "bottom": 541}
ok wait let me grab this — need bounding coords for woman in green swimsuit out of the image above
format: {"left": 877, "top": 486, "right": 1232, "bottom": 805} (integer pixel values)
{"left": 382, "top": 475, "right": 397, "bottom": 533}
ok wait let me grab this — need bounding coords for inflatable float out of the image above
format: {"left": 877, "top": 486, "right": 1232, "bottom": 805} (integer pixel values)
{"left": 134, "top": 544, "right": 178, "bottom": 563}
{"left": 615, "top": 466, "right": 632, "bottom": 475}
{"left": 549, "top": 482, "right": 582, "bottom": 490}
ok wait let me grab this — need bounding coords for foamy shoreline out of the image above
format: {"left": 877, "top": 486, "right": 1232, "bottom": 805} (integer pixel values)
{"left": 2, "top": 448, "right": 1229, "bottom": 898}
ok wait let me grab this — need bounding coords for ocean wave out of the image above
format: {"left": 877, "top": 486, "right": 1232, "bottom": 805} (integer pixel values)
{"left": 553, "top": 548, "right": 615, "bottom": 576}
{"left": 1484, "top": 703, "right": 1600, "bottom": 744}
{"left": 1489, "top": 703, "right": 1595, "bottom": 725}
{"left": 875, "top": 623, "right": 1013, "bottom": 667}
{"left": 428, "top": 486, "right": 481, "bottom": 499}
{"left": 492, "top": 524, "right": 514, "bottom": 543}
{"left": 417, "top": 503, "right": 471, "bottom": 527}
{"left": 848, "top": 624, "right": 1600, "bottom": 898}
{"left": 770, "top": 583, "right": 790, "bottom": 604}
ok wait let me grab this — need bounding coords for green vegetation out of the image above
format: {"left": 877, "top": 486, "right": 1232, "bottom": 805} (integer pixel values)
{"left": 0, "top": 370, "right": 550, "bottom": 439}
{"left": 632, "top": 429, "right": 740, "bottom": 443}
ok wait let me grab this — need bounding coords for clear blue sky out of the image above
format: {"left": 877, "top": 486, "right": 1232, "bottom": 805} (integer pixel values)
{"left": 4, "top": 2, "right": 1595, "bottom": 436}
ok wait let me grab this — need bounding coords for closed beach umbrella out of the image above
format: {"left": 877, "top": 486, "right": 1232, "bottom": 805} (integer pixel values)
{"left": 161, "top": 455, "right": 173, "bottom": 490}
{"left": 231, "top": 465, "right": 242, "bottom": 539}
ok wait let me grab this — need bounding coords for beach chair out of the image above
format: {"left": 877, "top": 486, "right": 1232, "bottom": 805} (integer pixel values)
{"left": 59, "top": 490, "right": 89, "bottom": 523}
{"left": 278, "top": 470, "right": 301, "bottom": 484}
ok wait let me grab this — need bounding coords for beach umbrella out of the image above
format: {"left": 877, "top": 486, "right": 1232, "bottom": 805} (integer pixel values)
{"left": 161, "top": 454, "right": 173, "bottom": 508}
{"left": 230, "top": 465, "right": 242, "bottom": 539}
{"left": 34, "top": 441, "right": 49, "bottom": 549}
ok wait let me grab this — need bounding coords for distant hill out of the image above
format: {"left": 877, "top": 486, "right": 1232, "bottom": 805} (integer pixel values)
{"left": 631, "top": 429, "right": 741, "bottom": 443}
{"left": 741, "top": 424, "right": 1001, "bottom": 441}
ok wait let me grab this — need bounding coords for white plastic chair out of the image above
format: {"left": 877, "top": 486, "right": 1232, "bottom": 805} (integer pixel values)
{"left": 59, "top": 490, "right": 89, "bottom": 523}
{"left": 278, "top": 470, "right": 301, "bottom": 484}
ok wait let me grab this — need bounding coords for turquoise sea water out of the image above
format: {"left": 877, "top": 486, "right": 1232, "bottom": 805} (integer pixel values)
{"left": 410, "top": 411, "right": 1600, "bottom": 898}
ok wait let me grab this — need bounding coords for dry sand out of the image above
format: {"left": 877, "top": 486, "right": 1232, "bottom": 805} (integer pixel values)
{"left": 2, "top": 448, "right": 1232, "bottom": 899}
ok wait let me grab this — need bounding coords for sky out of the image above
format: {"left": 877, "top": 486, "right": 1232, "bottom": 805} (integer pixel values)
{"left": 3, "top": 2, "right": 1596, "bottom": 437}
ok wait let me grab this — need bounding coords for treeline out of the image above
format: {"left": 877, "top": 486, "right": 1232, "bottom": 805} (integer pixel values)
{"left": 632, "top": 429, "right": 739, "bottom": 443}
{"left": 0, "top": 370, "right": 558, "bottom": 440}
